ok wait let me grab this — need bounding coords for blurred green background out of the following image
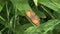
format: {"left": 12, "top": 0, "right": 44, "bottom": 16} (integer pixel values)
{"left": 0, "top": 0, "right": 60, "bottom": 34}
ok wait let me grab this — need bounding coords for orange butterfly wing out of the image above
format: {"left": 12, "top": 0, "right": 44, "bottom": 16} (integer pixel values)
{"left": 25, "top": 10, "right": 40, "bottom": 26}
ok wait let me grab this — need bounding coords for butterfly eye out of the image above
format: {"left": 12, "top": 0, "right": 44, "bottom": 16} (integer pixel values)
{"left": 25, "top": 10, "right": 40, "bottom": 26}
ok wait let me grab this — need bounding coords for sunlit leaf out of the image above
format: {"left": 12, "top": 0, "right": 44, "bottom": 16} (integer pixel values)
{"left": 33, "top": 0, "right": 38, "bottom": 6}
{"left": 0, "top": 0, "right": 5, "bottom": 12}
{"left": 38, "top": 0, "right": 60, "bottom": 13}
{"left": 39, "top": 19, "right": 60, "bottom": 34}
{"left": 51, "top": 0, "right": 60, "bottom": 8}
{"left": 25, "top": 26, "right": 40, "bottom": 34}
{"left": 10, "top": 0, "right": 32, "bottom": 16}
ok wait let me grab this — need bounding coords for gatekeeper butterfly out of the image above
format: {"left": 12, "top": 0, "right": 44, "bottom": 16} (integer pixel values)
{"left": 25, "top": 10, "right": 40, "bottom": 26}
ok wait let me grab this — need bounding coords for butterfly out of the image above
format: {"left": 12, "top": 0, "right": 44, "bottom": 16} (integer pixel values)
{"left": 25, "top": 10, "right": 40, "bottom": 26}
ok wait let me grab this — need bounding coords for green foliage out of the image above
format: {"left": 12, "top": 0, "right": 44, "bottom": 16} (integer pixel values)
{"left": 0, "top": 0, "right": 60, "bottom": 34}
